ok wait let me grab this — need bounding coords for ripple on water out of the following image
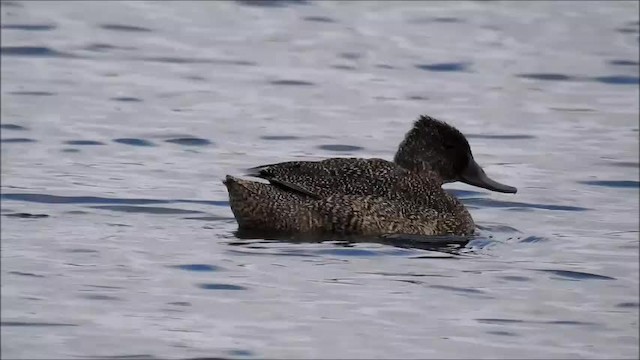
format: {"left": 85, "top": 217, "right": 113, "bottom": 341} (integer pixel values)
{"left": 516, "top": 73, "right": 576, "bottom": 81}
{"left": 9, "top": 91, "right": 55, "bottom": 96}
{"left": 63, "top": 140, "right": 105, "bottom": 146}
{"left": 415, "top": 62, "right": 470, "bottom": 72}
{"left": 168, "top": 264, "right": 220, "bottom": 272}
{"left": 303, "top": 16, "right": 336, "bottom": 23}
{"left": 112, "top": 138, "right": 155, "bottom": 146}
{"left": 463, "top": 198, "right": 590, "bottom": 211}
{"left": 4, "top": 212, "right": 49, "bottom": 219}
{"left": 317, "top": 144, "right": 365, "bottom": 152}
{"left": 1, "top": 24, "right": 56, "bottom": 31}
{"left": 111, "top": 97, "right": 143, "bottom": 102}
{"left": 269, "top": 79, "right": 316, "bottom": 86}
{"left": 592, "top": 75, "right": 639, "bottom": 85}
{"left": 83, "top": 43, "right": 135, "bottom": 52}
{"left": 165, "top": 137, "right": 212, "bottom": 146}
{"left": 89, "top": 205, "right": 204, "bottom": 215}
{"left": 1, "top": 192, "right": 229, "bottom": 207}
{"left": 1, "top": 321, "right": 77, "bottom": 327}
{"left": 8, "top": 271, "right": 46, "bottom": 278}
{"left": 0, "top": 46, "right": 76, "bottom": 58}
{"left": 260, "top": 135, "right": 301, "bottom": 141}
{"left": 0, "top": 124, "right": 28, "bottom": 130}
{"left": 579, "top": 180, "right": 639, "bottom": 188}
{"left": 99, "top": 24, "right": 152, "bottom": 32}
{"left": 536, "top": 269, "right": 616, "bottom": 281}
{"left": 197, "top": 283, "right": 247, "bottom": 290}
{"left": 609, "top": 59, "right": 640, "bottom": 66}
{"left": 1, "top": 138, "right": 37, "bottom": 143}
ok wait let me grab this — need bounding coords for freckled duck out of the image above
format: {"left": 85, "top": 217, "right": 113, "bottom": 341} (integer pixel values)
{"left": 223, "top": 115, "right": 517, "bottom": 236}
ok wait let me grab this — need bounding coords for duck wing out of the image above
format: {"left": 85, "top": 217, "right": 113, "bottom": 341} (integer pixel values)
{"left": 246, "top": 158, "right": 406, "bottom": 198}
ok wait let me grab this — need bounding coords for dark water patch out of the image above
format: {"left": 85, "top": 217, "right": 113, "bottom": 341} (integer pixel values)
{"left": 0, "top": 46, "right": 75, "bottom": 58}
{"left": 1, "top": 138, "right": 36, "bottom": 143}
{"left": 228, "top": 349, "right": 254, "bottom": 357}
{"left": 89, "top": 205, "right": 203, "bottom": 215}
{"left": 1, "top": 192, "right": 229, "bottom": 207}
{"left": 604, "top": 161, "right": 639, "bottom": 168}
{"left": 616, "top": 302, "right": 639, "bottom": 308}
{"left": 547, "top": 320, "right": 600, "bottom": 325}
{"left": 0, "top": 123, "right": 28, "bottom": 130}
{"left": 269, "top": 79, "right": 315, "bottom": 86}
{"left": 66, "top": 248, "right": 99, "bottom": 253}
{"left": 99, "top": 24, "right": 152, "bottom": 32}
{"left": 476, "top": 318, "right": 524, "bottom": 324}
{"left": 376, "top": 64, "right": 395, "bottom": 69}
{"left": 537, "top": 269, "right": 615, "bottom": 281}
{"left": 549, "top": 107, "right": 595, "bottom": 112}
{"left": 466, "top": 134, "right": 535, "bottom": 140}
{"left": 592, "top": 75, "right": 639, "bottom": 85}
{"left": 519, "top": 236, "right": 549, "bottom": 243}
{"left": 260, "top": 135, "right": 301, "bottom": 141}
{"left": 140, "top": 56, "right": 255, "bottom": 66}
{"left": 407, "top": 95, "right": 428, "bottom": 100}
{"left": 4, "top": 212, "right": 48, "bottom": 218}
{"left": 318, "top": 144, "right": 364, "bottom": 152}
{"left": 168, "top": 301, "right": 191, "bottom": 306}
{"left": 1, "top": 321, "right": 77, "bottom": 327}
{"left": 84, "top": 43, "right": 134, "bottom": 52}
{"left": 517, "top": 73, "right": 575, "bottom": 81}
{"left": 64, "top": 140, "right": 105, "bottom": 146}
{"left": 498, "top": 275, "right": 531, "bottom": 282}
{"left": 579, "top": 180, "right": 639, "bottom": 188}
{"left": 0, "top": 1, "right": 23, "bottom": 7}
{"left": 165, "top": 137, "right": 212, "bottom": 146}
{"left": 304, "top": 16, "right": 336, "bottom": 23}
{"left": 432, "top": 17, "right": 463, "bottom": 23}
{"left": 107, "top": 222, "right": 131, "bottom": 227}
{"left": 8, "top": 271, "right": 45, "bottom": 277}
{"left": 235, "top": 0, "right": 308, "bottom": 7}
{"left": 111, "top": 96, "right": 142, "bottom": 102}
{"left": 617, "top": 27, "right": 639, "bottom": 34}
{"left": 339, "top": 52, "right": 361, "bottom": 60}
{"left": 81, "top": 294, "right": 122, "bottom": 301}
{"left": 61, "top": 148, "right": 80, "bottom": 153}
{"left": 332, "top": 64, "right": 357, "bottom": 70}
{"left": 1, "top": 24, "right": 56, "bottom": 31}
{"left": 169, "top": 264, "right": 220, "bottom": 272}
{"left": 486, "top": 330, "right": 518, "bottom": 336}
{"left": 416, "top": 62, "right": 469, "bottom": 72}
{"left": 430, "top": 285, "right": 486, "bottom": 294}
{"left": 84, "top": 285, "right": 124, "bottom": 290}
{"left": 198, "top": 283, "right": 247, "bottom": 291}
{"left": 9, "top": 91, "right": 55, "bottom": 96}
{"left": 609, "top": 59, "right": 639, "bottom": 66}
{"left": 463, "top": 197, "right": 590, "bottom": 211}
{"left": 113, "top": 138, "right": 155, "bottom": 146}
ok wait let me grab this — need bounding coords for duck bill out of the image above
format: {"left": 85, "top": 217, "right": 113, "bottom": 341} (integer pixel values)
{"left": 460, "top": 158, "right": 517, "bottom": 194}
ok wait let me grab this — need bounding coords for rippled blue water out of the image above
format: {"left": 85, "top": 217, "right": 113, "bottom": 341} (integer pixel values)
{"left": 1, "top": 1, "right": 638, "bottom": 359}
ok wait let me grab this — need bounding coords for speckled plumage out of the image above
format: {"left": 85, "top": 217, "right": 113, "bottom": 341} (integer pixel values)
{"left": 223, "top": 115, "right": 516, "bottom": 237}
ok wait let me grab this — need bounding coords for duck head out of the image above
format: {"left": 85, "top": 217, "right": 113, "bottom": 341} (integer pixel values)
{"left": 394, "top": 115, "right": 517, "bottom": 194}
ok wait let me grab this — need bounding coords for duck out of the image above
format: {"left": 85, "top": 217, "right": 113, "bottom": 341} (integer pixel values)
{"left": 223, "top": 114, "right": 517, "bottom": 237}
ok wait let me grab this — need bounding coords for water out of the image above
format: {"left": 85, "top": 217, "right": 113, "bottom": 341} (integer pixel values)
{"left": 1, "top": 1, "right": 638, "bottom": 359}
